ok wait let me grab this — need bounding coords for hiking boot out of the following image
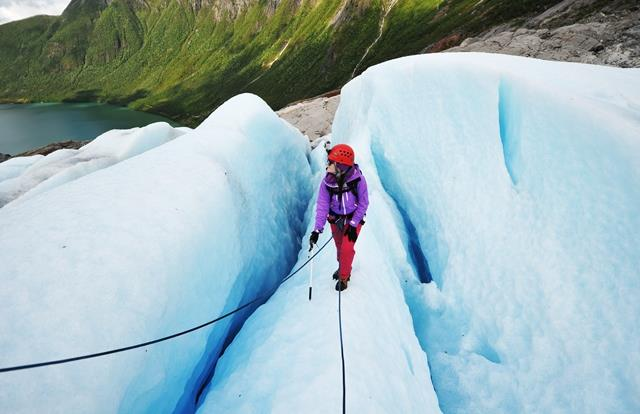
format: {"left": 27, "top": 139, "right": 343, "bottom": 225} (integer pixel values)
{"left": 335, "top": 279, "right": 348, "bottom": 291}
{"left": 332, "top": 270, "right": 339, "bottom": 280}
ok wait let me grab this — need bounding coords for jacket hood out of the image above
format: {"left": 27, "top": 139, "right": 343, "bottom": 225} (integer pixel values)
{"left": 324, "top": 164, "right": 363, "bottom": 185}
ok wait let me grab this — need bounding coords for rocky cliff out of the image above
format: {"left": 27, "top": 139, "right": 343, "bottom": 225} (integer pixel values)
{"left": 446, "top": 0, "right": 640, "bottom": 67}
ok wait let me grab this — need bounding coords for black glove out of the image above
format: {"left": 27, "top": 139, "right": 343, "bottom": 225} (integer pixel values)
{"left": 309, "top": 231, "right": 319, "bottom": 251}
{"left": 344, "top": 225, "right": 358, "bottom": 242}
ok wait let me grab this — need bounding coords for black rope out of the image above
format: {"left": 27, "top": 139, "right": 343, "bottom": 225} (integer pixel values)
{"left": 0, "top": 236, "right": 333, "bottom": 374}
{"left": 338, "top": 287, "right": 346, "bottom": 414}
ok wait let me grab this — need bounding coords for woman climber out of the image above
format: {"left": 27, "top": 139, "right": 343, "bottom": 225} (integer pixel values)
{"left": 309, "top": 144, "right": 369, "bottom": 291}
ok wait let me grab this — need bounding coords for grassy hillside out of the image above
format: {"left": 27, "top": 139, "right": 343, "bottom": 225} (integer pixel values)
{"left": 0, "top": 0, "right": 561, "bottom": 126}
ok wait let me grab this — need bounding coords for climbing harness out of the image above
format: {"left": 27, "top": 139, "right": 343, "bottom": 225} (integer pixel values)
{"left": 0, "top": 237, "right": 333, "bottom": 374}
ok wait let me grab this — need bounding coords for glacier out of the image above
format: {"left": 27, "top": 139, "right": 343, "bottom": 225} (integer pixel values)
{"left": 0, "top": 122, "right": 191, "bottom": 207}
{"left": 0, "top": 94, "right": 311, "bottom": 413}
{"left": 332, "top": 53, "right": 640, "bottom": 413}
{"left": 1, "top": 52, "right": 639, "bottom": 414}
{"left": 196, "top": 144, "right": 441, "bottom": 413}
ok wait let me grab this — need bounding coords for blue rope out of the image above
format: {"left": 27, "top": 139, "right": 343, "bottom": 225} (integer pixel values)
{"left": 0, "top": 236, "right": 333, "bottom": 374}
{"left": 338, "top": 287, "right": 346, "bottom": 414}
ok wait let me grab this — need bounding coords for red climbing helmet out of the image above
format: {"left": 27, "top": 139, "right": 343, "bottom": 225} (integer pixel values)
{"left": 328, "top": 144, "right": 355, "bottom": 166}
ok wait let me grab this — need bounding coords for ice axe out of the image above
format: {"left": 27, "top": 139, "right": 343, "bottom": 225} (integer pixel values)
{"left": 308, "top": 243, "right": 314, "bottom": 301}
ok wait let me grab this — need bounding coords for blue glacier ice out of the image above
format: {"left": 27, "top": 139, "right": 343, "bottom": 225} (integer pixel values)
{"left": 0, "top": 94, "right": 311, "bottom": 413}
{"left": 197, "top": 53, "right": 640, "bottom": 413}
{"left": 332, "top": 52, "right": 640, "bottom": 413}
{"left": 196, "top": 143, "right": 441, "bottom": 413}
{"left": 1, "top": 53, "right": 640, "bottom": 414}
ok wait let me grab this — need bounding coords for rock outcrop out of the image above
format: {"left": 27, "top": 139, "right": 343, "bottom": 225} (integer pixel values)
{"left": 0, "top": 140, "right": 89, "bottom": 163}
{"left": 445, "top": 0, "right": 640, "bottom": 68}
{"left": 277, "top": 90, "right": 340, "bottom": 143}
{"left": 16, "top": 140, "right": 90, "bottom": 157}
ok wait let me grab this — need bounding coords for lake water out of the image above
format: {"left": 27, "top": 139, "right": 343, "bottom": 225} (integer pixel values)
{"left": 0, "top": 103, "right": 180, "bottom": 155}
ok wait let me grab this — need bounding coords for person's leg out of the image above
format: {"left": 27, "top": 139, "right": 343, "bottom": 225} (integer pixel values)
{"left": 330, "top": 222, "right": 343, "bottom": 264}
{"left": 338, "top": 223, "right": 363, "bottom": 280}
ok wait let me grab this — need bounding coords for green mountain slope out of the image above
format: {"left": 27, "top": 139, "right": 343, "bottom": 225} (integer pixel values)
{"left": 0, "top": 0, "right": 560, "bottom": 126}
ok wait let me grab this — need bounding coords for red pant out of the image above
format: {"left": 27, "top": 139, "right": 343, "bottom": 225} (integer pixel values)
{"left": 330, "top": 222, "right": 363, "bottom": 280}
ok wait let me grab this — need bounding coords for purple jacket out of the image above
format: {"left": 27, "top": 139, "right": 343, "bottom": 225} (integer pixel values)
{"left": 314, "top": 164, "right": 369, "bottom": 232}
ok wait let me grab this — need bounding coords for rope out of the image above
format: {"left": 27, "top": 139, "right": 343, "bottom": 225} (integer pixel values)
{"left": 338, "top": 287, "right": 346, "bottom": 414}
{"left": 0, "top": 236, "right": 333, "bottom": 374}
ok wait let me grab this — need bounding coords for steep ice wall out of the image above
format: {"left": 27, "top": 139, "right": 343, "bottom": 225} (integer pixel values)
{"left": 0, "top": 94, "right": 312, "bottom": 414}
{"left": 197, "top": 144, "right": 441, "bottom": 414}
{"left": 333, "top": 53, "right": 640, "bottom": 413}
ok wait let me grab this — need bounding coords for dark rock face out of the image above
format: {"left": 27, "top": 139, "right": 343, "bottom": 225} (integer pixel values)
{"left": 16, "top": 140, "right": 90, "bottom": 158}
{"left": 445, "top": 0, "right": 640, "bottom": 68}
{"left": 0, "top": 153, "right": 11, "bottom": 163}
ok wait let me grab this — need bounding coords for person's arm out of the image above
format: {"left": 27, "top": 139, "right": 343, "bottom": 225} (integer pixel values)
{"left": 349, "top": 175, "right": 369, "bottom": 226}
{"left": 314, "top": 179, "right": 331, "bottom": 232}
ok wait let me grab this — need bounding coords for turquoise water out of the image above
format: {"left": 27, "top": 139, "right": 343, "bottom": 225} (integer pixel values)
{"left": 0, "top": 103, "right": 180, "bottom": 155}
